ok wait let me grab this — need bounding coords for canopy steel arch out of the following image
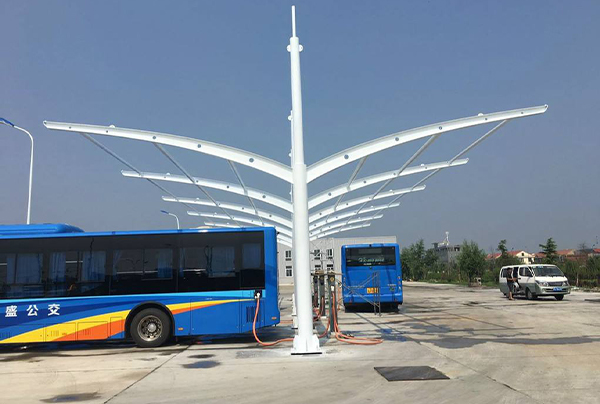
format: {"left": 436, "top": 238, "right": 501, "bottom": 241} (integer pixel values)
{"left": 308, "top": 184, "right": 425, "bottom": 224}
{"left": 309, "top": 214, "right": 382, "bottom": 237}
{"left": 192, "top": 212, "right": 292, "bottom": 237}
{"left": 43, "top": 121, "right": 293, "bottom": 183}
{"left": 121, "top": 170, "right": 293, "bottom": 212}
{"left": 308, "top": 158, "right": 468, "bottom": 210}
{"left": 336, "top": 120, "right": 510, "bottom": 229}
{"left": 43, "top": 7, "right": 547, "bottom": 355}
{"left": 72, "top": 132, "right": 212, "bottom": 220}
{"left": 161, "top": 196, "right": 292, "bottom": 228}
{"left": 202, "top": 221, "right": 293, "bottom": 247}
{"left": 228, "top": 161, "right": 264, "bottom": 225}
{"left": 153, "top": 143, "right": 240, "bottom": 225}
{"left": 309, "top": 202, "right": 399, "bottom": 230}
{"left": 306, "top": 105, "right": 547, "bottom": 182}
{"left": 311, "top": 223, "right": 372, "bottom": 240}
{"left": 320, "top": 132, "right": 441, "bottom": 225}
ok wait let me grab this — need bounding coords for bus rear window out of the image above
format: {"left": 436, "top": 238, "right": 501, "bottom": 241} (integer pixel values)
{"left": 345, "top": 247, "right": 396, "bottom": 267}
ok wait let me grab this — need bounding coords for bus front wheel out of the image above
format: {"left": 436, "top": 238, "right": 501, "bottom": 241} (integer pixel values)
{"left": 130, "top": 308, "right": 171, "bottom": 348}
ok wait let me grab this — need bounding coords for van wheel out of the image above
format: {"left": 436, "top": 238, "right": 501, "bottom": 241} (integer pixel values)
{"left": 130, "top": 308, "right": 171, "bottom": 348}
{"left": 555, "top": 295, "right": 564, "bottom": 301}
{"left": 526, "top": 288, "right": 533, "bottom": 300}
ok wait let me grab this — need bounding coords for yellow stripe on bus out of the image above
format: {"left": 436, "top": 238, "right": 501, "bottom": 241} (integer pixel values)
{"left": 1, "top": 298, "right": 252, "bottom": 344}
{"left": 1, "top": 310, "right": 131, "bottom": 344}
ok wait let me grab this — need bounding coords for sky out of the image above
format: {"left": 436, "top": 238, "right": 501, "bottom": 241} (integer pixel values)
{"left": 1, "top": 1, "right": 599, "bottom": 253}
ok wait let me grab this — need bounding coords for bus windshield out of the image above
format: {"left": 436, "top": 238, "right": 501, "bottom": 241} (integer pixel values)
{"left": 532, "top": 266, "right": 564, "bottom": 277}
{"left": 345, "top": 247, "right": 396, "bottom": 267}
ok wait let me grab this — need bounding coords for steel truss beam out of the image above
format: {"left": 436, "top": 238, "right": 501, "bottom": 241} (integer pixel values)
{"left": 74, "top": 133, "right": 208, "bottom": 218}
{"left": 374, "top": 120, "right": 510, "bottom": 218}
{"left": 203, "top": 221, "right": 293, "bottom": 247}
{"left": 309, "top": 202, "right": 399, "bottom": 229}
{"left": 153, "top": 143, "right": 240, "bottom": 225}
{"left": 309, "top": 214, "right": 382, "bottom": 237}
{"left": 191, "top": 212, "right": 292, "bottom": 237}
{"left": 308, "top": 158, "right": 468, "bottom": 210}
{"left": 306, "top": 105, "right": 548, "bottom": 182}
{"left": 311, "top": 223, "right": 371, "bottom": 240}
{"left": 339, "top": 120, "right": 511, "bottom": 229}
{"left": 43, "top": 121, "right": 293, "bottom": 183}
{"left": 228, "top": 161, "right": 263, "bottom": 225}
{"left": 121, "top": 170, "right": 293, "bottom": 213}
{"left": 309, "top": 184, "right": 425, "bottom": 221}
{"left": 162, "top": 196, "right": 292, "bottom": 228}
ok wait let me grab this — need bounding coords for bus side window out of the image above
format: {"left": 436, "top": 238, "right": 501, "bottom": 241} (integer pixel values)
{"left": 47, "top": 252, "right": 79, "bottom": 297}
{"left": 144, "top": 249, "right": 173, "bottom": 280}
{"left": 112, "top": 249, "right": 144, "bottom": 294}
{"left": 240, "top": 243, "right": 264, "bottom": 289}
{"left": 3, "top": 253, "right": 44, "bottom": 298}
{"left": 80, "top": 250, "right": 108, "bottom": 296}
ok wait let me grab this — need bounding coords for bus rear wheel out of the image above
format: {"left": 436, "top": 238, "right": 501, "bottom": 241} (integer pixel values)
{"left": 130, "top": 308, "right": 171, "bottom": 348}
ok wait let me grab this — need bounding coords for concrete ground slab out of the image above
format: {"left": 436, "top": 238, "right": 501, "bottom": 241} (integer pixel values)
{"left": 1, "top": 282, "right": 599, "bottom": 403}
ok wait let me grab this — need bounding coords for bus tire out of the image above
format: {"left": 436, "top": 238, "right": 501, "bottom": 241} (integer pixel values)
{"left": 130, "top": 308, "right": 171, "bottom": 348}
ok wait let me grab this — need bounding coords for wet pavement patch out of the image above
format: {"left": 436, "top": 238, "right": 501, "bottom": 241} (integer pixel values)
{"left": 182, "top": 360, "right": 220, "bottom": 369}
{"left": 41, "top": 393, "right": 100, "bottom": 402}
{"left": 188, "top": 354, "right": 215, "bottom": 359}
{"left": 375, "top": 366, "right": 449, "bottom": 381}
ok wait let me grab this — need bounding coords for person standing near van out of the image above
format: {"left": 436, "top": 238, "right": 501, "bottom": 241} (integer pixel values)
{"left": 506, "top": 267, "right": 517, "bottom": 300}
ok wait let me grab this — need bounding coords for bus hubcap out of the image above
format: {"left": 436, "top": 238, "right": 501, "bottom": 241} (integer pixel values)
{"left": 138, "top": 315, "right": 162, "bottom": 342}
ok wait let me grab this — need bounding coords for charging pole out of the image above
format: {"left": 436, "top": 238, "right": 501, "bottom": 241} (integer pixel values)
{"left": 289, "top": 5, "right": 320, "bottom": 354}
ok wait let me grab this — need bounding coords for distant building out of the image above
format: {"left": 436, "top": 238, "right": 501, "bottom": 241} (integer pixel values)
{"left": 431, "top": 231, "right": 460, "bottom": 264}
{"left": 534, "top": 249, "right": 587, "bottom": 264}
{"left": 277, "top": 235, "right": 397, "bottom": 284}
{"left": 432, "top": 242, "right": 461, "bottom": 263}
{"left": 488, "top": 250, "right": 535, "bottom": 265}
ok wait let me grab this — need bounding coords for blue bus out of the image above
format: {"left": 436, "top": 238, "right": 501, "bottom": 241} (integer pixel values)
{"left": 0, "top": 224, "right": 279, "bottom": 347}
{"left": 341, "top": 243, "right": 403, "bottom": 311}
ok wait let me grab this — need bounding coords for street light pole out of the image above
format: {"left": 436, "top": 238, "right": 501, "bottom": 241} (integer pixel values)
{"left": 1, "top": 118, "right": 34, "bottom": 224}
{"left": 160, "top": 209, "right": 180, "bottom": 229}
{"left": 288, "top": 5, "right": 320, "bottom": 354}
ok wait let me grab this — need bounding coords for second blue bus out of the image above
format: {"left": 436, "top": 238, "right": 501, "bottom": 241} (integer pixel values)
{"left": 341, "top": 243, "right": 403, "bottom": 311}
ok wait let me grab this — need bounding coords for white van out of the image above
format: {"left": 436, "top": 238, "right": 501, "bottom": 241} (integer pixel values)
{"left": 499, "top": 265, "right": 571, "bottom": 300}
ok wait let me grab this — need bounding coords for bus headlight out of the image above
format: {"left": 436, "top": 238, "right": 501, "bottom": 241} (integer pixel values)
{"left": 563, "top": 281, "right": 569, "bottom": 286}
{"left": 536, "top": 280, "right": 549, "bottom": 287}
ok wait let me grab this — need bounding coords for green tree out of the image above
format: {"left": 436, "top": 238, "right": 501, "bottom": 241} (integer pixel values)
{"left": 401, "top": 239, "right": 426, "bottom": 280}
{"left": 495, "top": 239, "right": 520, "bottom": 268}
{"left": 539, "top": 238, "right": 558, "bottom": 264}
{"left": 498, "top": 239, "right": 508, "bottom": 256}
{"left": 457, "top": 240, "right": 487, "bottom": 283}
{"left": 424, "top": 248, "right": 439, "bottom": 271}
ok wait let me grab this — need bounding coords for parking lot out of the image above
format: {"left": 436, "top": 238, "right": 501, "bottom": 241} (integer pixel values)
{"left": 1, "top": 282, "right": 599, "bottom": 404}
